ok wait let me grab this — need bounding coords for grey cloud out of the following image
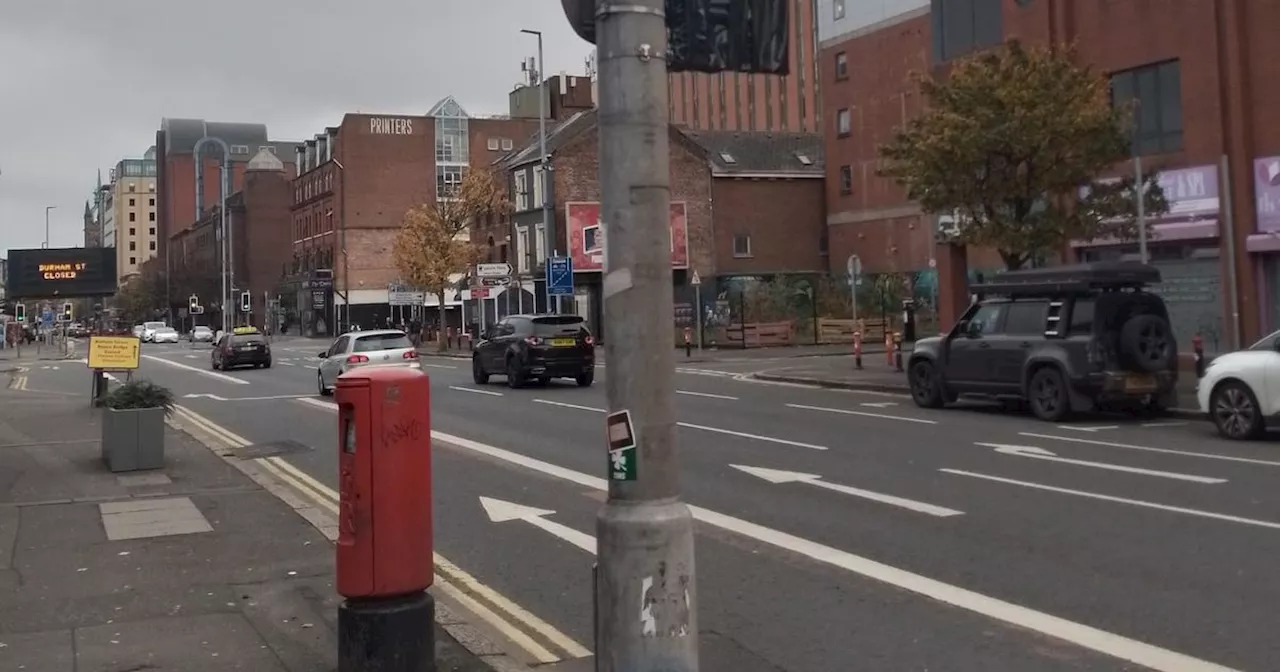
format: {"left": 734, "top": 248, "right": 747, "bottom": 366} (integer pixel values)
{"left": 0, "top": 0, "right": 593, "bottom": 251}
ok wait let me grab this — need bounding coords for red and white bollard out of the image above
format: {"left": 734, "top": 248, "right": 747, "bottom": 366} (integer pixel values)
{"left": 683, "top": 326, "right": 693, "bottom": 358}
{"left": 853, "top": 330, "right": 863, "bottom": 370}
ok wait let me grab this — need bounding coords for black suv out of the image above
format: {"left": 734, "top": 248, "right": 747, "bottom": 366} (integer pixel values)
{"left": 907, "top": 262, "right": 1178, "bottom": 421}
{"left": 472, "top": 314, "right": 595, "bottom": 388}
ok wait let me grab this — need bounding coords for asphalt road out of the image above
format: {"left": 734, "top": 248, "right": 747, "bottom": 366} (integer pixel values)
{"left": 30, "top": 337, "right": 1280, "bottom": 671}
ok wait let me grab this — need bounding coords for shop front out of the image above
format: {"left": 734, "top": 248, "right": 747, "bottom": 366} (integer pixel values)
{"left": 1246, "top": 156, "right": 1280, "bottom": 336}
{"left": 1074, "top": 164, "right": 1225, "bottom": 352}
{"left": 285, "top": 272, "right": 334, "bottom": 338}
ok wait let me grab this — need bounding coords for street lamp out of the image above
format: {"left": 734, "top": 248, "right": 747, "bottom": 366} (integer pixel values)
{"left": 521, "top": 28, "right": 555, "bottom": 313}
{"left": 193, "top": 137, "right": 232, "bottom": 332}
{"left": 44, "top": 206, "right": 56, "bottom": 248}
{"left": 331, "top": 158, "right": 347, "bottom": 334}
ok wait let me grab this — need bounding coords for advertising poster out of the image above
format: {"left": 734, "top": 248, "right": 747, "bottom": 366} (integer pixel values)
{"left": 566, "top": 201, "right": 689, "bottom": 272}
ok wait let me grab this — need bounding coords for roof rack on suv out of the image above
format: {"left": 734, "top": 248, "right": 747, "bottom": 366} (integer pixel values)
{"left": 973, "top": 261, "right": 1161, "bottom": 297}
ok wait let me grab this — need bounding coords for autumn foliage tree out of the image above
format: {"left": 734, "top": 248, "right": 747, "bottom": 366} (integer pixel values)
{"left": 393, "top": 169, "right": 510, "bottom": 348}
{"left": 879, "top": 41, "right": 1169, "bottom": 269}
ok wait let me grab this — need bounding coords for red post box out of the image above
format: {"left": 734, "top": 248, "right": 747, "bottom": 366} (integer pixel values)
{"left": 336, "top": 366, "right": 434, "bottom": 598}
{"left": 335, "top": 366, "right": 435, "bottom": 672}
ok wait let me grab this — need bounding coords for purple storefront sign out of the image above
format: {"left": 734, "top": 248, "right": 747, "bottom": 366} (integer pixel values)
{"left": 1247, "top": 157, "right": 1280, "bottom": 252}
{"left": 1073, "top": 164, "right": 1220, "bottom": 247}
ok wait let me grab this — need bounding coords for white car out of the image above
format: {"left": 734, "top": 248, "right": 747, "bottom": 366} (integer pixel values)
{"left": 1197, "top": 329, "right": 1280, "bottom": 439}
{"left": 141, "top": 321, "right": 166, "bottom": 342}
{"left": 190, "top": 325, "right": 214, "bottom": 343}
{"left": 151, "top": 327, "right": 181, "bottom": 344}
{"left": 132, "top": 324, "right": 146, "bottom": 339}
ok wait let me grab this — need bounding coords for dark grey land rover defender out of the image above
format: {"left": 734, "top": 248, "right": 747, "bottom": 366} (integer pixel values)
{"left": 907, "top": 261, "right": 1179, "bottom": 421}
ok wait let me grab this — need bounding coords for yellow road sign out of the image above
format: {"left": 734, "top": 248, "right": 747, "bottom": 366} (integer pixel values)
{"left": 87, "top": 335, "right": 141, "bottom": 370}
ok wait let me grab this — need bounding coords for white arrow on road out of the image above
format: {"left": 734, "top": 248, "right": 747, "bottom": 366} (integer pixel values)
{"left": 1056, "top": 425, "right": 1119, "bottom": 433}
{"left": 730, "top": 465, "right": 964, "bottom": 517}
{"left": 479, "top": 497, "right": 596, "bottom": 554}
{"left": 977, "top": 443, "right": 1227, "bottom": 484}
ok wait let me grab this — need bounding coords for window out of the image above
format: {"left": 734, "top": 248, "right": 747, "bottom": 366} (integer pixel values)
{"left": 1110, "top": 61, "right": 1183, "bottom": 156}
{"left": 128, "top": 184, "right": 136, "bottom": 193}
{"left": 534, "top": 223, "right": 546, "bottom": 263}
{"left": 501, "top": 138, "right": 514, "bottom": 151}
{"left": 836, "top": 108, "right": 851, "bottom": 137}
{"left": 129, "top": 212, "right": 136, "bottom": 222}
{"left": 514, "top": 171, "right": 529, "bottom": 211}
{"left": 129, "top": 227, "right": 136, "bottom": 236}
{"left": 967, "top": 302, "right": 1005, "bottom": 335}
{"left": 583, "top": 224, "right": 603, "bottom": 254}
{"left": 719, "top": 152, "right": 736, "bottom": 164}
{"left": 149, "top": 198, "right": 155, "bottom": 206}
{"left": 230, "top": 144, "right": 250, "bottom": 155}
{"left": 129, "top": 241, "right": 136, "bottom": 251}
{"left": 1002, "top": 301, "right": 1048, "bottom": 335}
{"left": 532, "top": 165, "right": 544, "bottom": 208}
{"left": 733, "top": 234, "right": 752, "bottom": 257}
{"left": 487, "top": 138, "right": 500, "bottom": 151}
{"left": 932, "top": 0, "right": 1003, "bottom": 63}
{"left": 834, "top": 0, "right": 845, "bottom": 20}
{"left": 149, "top": 182, "right": 155, "bottom": 192}
{"left": 259, "top": 145, "right": 277, "bottom": 154}
{"left": 149, "top": 212, "right": 156, "bottom": 221}
{"left": 129, "top": 256, "right": 136, "bottom": 265}
{"left": 149, "top": 241, "right": 156, "bottom": 251}
{"left": 835, "top": 52, "right": 848, "bottom": 80}
{"left": 839, "top": 165, "right": 853, "bottom": 194}
{"left": 1068, "top": 299, "right": 1094, "bottom": 336}
{"left": 437, "top": 165, "right": 464, "bottom": 198}
{"left": 149, "top": 227, "right": 156, "bottom": 235}
{"left": 516, "top": 227, "right": 530, "bottom": 273}
{"left": 129, "top": 198, "right": 136, "bottom": 206}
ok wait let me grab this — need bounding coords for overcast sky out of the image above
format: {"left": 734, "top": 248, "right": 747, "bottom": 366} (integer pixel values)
{"left": 0, "top": 0, "right": 593, "bottom": 255}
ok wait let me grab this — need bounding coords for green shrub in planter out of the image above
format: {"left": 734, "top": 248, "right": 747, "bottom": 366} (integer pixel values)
{"left": 101, "top": 379, "right": 174, "bottom": 472}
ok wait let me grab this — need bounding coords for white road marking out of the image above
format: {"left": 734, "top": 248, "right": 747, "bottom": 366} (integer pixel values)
{"left": 450, "top": 385, "right": 504, "bottom": 397}
{"left": 141, "top": 354, "right": 250, "bottom": 384}
{"left": 422, "top": 363, "right": 458, "bottom": 369}
{"left": 942, "top": 468, "right": 1280, "bottom": 533}
{"left": 479, "top": 497, "right": 596, "bottom": 553}
{"left": 182, "top": 393, "right": 311, "bottom": 402}
{"left": 675, "top": 390, "right": 738, "bottom": 400}
{"left": 785, "top": 402, "right": 937, "bottom": 425}
{"left": 978, "top": 443, "right": 1227, "bottom": 484}
{"left": 278, "top": 361, "right": 295, "bottom": 366}
{"left": 532, "top": 399, "right": 828, "bottom": 450}
{"left": 1142, "top": 421, "right": 1189, "bottom": 428}
{"left": 860, "top": 401, "right": 898, "bottom": 408}
{"left": 1056, "top": 425, "right": 1120, "bottom": 432}
{"left": 731, "top": 465, "right": 963, "bottom": 517}
{"left": 1019, "top": 432, "right": 1280, "bottom": 467}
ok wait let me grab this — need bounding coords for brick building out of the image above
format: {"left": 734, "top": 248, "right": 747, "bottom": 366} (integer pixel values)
{"left": 669, "top": 0, "right": 822, "bottom": 133}
{"left": 282, "top": 97, "right": 543, "bottom": 336}
{"left": 484, "top": 110, "right": 824, "bottom": 341}
{"left": 818, "top": 0, "right": 1280, "bottom": 349}
{"left": 170, "top": 149, "right": 293, "bottom": 329}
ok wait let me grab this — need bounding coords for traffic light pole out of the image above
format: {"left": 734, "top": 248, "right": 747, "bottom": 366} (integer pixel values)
{"left": 594, "top": 1, "right": 699, "bottom": 670}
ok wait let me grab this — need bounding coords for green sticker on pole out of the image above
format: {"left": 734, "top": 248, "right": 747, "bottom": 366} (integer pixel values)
{"left": 606, "top": 410, "right": 637, "bottom": 481}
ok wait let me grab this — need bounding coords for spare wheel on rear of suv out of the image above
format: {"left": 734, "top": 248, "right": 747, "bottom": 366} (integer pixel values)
{"left": 1119, "top": 313, "right": 1176, "bottom": 372}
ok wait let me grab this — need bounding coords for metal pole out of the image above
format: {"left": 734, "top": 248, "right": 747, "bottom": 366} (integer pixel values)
{"left": 1135, "top": 156, "right": 1148, "bottom": 263}
{"left": 1221, "top": 154, "right": 1241, "bottom": 350}
{"left": 220, "top": 183, "right": 228, "bottom": 334}
{"left": 595, "top": 1, "right": 698, "bottom": 670}
{"left": 694, "top": 287, "right": 703, "bottom": 351}
{"left": 224, "top": 161, "right": 233, "bottom": 330}
{"left": 523, "top": 28, "right": 554, "bottom": 314}
{"left": 44, "top": 206, "right": 56, "bottom": 248}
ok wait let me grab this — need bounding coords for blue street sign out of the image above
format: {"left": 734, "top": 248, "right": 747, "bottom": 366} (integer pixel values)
{"left": 41, "top": 309, "right": 53, "bottom": 326}
{"left": 546, "top": 256, "right": 574, "bottom": 296}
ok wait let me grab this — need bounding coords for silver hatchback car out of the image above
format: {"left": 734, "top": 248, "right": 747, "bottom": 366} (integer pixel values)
{"left": 316, "top": 329, "right": 420, "bottom": 396}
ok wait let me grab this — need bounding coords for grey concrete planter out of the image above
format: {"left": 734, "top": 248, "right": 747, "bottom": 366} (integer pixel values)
{"left": 101, "top": 406, "right": 166, "bottom": 472}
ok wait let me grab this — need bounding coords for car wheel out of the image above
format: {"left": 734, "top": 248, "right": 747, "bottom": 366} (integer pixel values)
{"left": 1210, "top": 381, "right": 1263, "bottom": 440}
{"left": 472, "top": 356, "right": 489, "bottom": 384}
{"left": 1119, "top": 314, "right": 1176, "bottom": 373}
{"left": 317, "top": 371, "right": 332, "bottom": 396}
{"left": 506, "top": 357, "right": 525, "bottom": 389}
{"left": 263, "top": 361, "right": 272, "bottom": 369}
{"left": 1028, "top": 367, "right": 1070, "bottom": 422}
{"left": 211, "top": 358, "right": 220, "bottom": 371}
{"left": 538, "top": 376, "right": 552, "bottom": 386}
{"left": 908, "top": 360, "right": 945, "bottom": 409}
{"left": 576, "top": 370, "right": 594, "bottom": 387}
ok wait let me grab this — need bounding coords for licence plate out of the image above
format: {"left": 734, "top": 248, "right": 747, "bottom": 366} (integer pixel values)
{"left": 1124, "top": 374, "right": 1157, "bottom": 392}
{"left": 550, "top": 338, "right": 576, "bottom": 347}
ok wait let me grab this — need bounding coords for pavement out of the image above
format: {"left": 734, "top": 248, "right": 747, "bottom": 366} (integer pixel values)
{"left": 0, "top": 356, "right": 529, "bottom": 672}
{"left": 32, "top": 334, "right": 1280, "bottom": 671}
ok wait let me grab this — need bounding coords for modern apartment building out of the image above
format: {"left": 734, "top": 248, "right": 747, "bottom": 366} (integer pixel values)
{"left": 101, "top": 149, "right": 158, "bottom": 284}
{"left": 668, "top": 0, "right": 822, "bottom": 133}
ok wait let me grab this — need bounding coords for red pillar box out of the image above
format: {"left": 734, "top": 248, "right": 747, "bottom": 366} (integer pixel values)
{"left": 335, "top": 366, "right": 435, "bottom": 672}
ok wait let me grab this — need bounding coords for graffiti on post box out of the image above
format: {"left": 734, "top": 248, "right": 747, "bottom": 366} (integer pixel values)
{"left": 382, "top": 418, "right": 422, "bottom": 447}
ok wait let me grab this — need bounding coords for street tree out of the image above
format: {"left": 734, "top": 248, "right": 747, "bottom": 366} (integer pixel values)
{"left": 116, "top": 273, "right": 165, "bottom": 324}
{"left": 878, "top": 41, "right": 1169, "bottom": 270}
{"left": 392, "top": 168, "right": 509, "bottom": 349}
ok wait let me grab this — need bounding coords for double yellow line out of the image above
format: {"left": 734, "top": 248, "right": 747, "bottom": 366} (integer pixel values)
{"left": 170, "top": 403, "right": 590, "bottom": 665}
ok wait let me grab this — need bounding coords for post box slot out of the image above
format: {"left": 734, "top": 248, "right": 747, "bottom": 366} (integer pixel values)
{"left": 341, "top": 406, "right": 356, "bottom": 454}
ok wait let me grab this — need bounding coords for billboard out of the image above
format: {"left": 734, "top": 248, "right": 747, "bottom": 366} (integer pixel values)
{"left": 5, "top": 247, "right": 118, "bottom": 298}
{"left": 566, "top": 201, "right": 689, "bottom": 273}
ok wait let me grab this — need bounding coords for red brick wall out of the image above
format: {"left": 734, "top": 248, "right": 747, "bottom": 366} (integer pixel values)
{"left": 241, "top": 170, "right": 293, "bottom": 321}
{"left": 711, "top": 177, "right": 826, "bottom": 275}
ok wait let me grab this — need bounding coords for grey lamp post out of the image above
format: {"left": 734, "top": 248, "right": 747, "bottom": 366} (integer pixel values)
{"left": 193, "top": 137, "right": 231, "bottom": 332}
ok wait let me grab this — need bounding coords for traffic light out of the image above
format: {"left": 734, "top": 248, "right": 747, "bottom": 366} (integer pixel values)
{"left": 62, "top": 303, "right": 73, "bottom": 322}
{"left": 14, "top": 303, "right": 24, "bottom": 322}
{"left": 561, "top": 0, "right": 790, "bottom": 74}
{"left": 240, "top": 291, "right": 251, "bottom": 313}
{"left": 189, "top": 295, "right": 199, "bottom": 313}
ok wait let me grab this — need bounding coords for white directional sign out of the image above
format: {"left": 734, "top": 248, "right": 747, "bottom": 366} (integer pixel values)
{"left": 976, "top": 443, "right": 1227, "bottom": 484}
{"left": 730, "top": 464, "right": 964, "bottom": 517}
{"left": 476, "top": 263, "right": 513, "bottom": 278}
{"left": 479, "top": 497, "right": 596, "bottom": 553}
{"left": 389, "top": 290, "right": 425, "bottom": 306}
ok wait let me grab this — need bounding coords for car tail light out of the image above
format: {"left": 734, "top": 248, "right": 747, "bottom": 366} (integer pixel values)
{"left": 403, "top": 350, "right": 418, "bottom": 359}
{"left": 346, "top": 354, "right": 369, "bottom": 364}
{"left": 584, "top": 335, "right": 595, "bottom": 346}
{"left": 525, "top": 336, "right": 542, "bottom": 346}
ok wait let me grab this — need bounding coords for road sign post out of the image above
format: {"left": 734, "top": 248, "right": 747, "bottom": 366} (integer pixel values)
{"left": 545, "top": 257, "right": 573, "bottom": 314}
{"left": 690, "top": 270, "right": 703, "bottom": 351}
